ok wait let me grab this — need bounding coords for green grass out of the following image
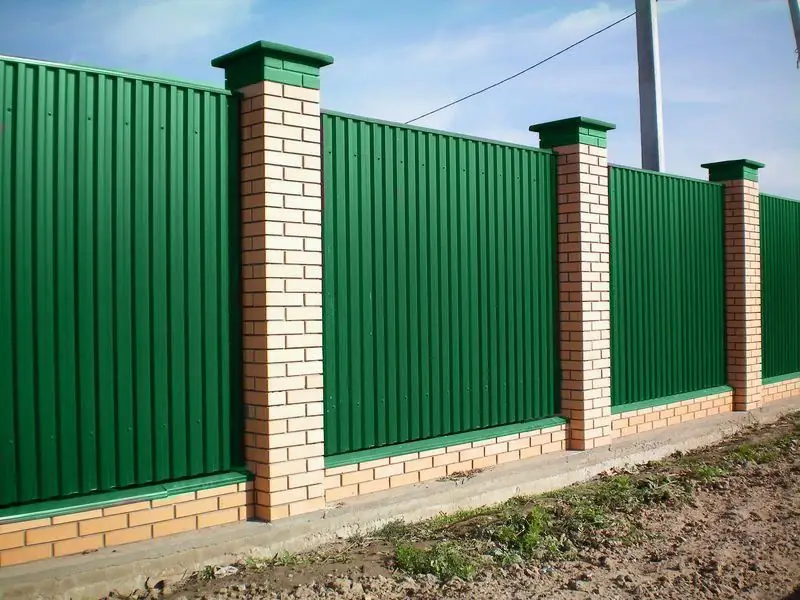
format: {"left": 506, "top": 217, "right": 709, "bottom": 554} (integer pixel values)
{"left": 686, "top": 464, "right": 729, "bottom": 483}
{"left": 395, "top": 542, "right": 478, "bottom": 581}
{"left": 729, "top": 442, "right": 781, "bottom": 465}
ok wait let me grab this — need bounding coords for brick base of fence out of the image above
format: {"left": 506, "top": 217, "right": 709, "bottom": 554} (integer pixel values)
{"left": 324, "top": 423, "right": 567, "bottom": 502}
{"left": 611, "top": 390, "right": 734, "bottom": 439}
{"left": 762, "top": 377, "right": 800, "bottom": 404}
{"left": 0, "top": 481, "right": 252, "bottom": 567}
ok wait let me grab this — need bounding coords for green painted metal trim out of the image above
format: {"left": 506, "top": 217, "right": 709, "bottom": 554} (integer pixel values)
{"left": 610, "top": 164, "right": 725, "bottom": 187}
{"left": 763, "top": 372, "right": 800, "bottom": 385}
{"left": 0, "top": 471, "right": 251, "bottom": 524}
{"left": 701, "top": 159, "right": 765, "bottom": 183}
{"left": 212, "top": 41, "right": 333, "bottom": 90}
{"left": 610, "top": 386, "right": 733, "bottom": 415}
{"left": 324, "top": 417, "right": 568, "bottom": 468}
{"left": 0, "top": 53, "right": 231, "bottom": 95}
{"left": 529, "top": 116, "right": 616, "bottom": 149}
{"left": 322, "top": 109, "right": 554, "bottom": 155}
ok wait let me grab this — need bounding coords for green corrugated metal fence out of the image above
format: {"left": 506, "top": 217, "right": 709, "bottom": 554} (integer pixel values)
{"left": 322, "top": 111, "right": 559, "bottom": 457}
{"left": 609, "top": 166, "right": 727, "bottom": 409}
{"left": 0, "top": 56, "right": 241, "bottom": 508}
{"left": 760, "top": 193, "right": 800, "bottom": 380}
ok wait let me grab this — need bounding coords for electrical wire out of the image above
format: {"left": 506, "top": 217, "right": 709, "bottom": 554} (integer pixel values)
{"left": 404, "top": 11, "right": 636, "bottom": 125}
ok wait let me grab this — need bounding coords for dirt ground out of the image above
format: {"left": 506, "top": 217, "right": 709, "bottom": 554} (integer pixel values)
{"left": 116, "top": 412, "right": 800, "bottom": 600}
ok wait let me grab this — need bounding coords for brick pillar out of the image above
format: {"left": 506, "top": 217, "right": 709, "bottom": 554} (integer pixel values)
{"left": 212, "top": 41, "right": 332, "bottom": 520}
{"left": 530, "top": 117, "right": 616, "bottom": 450}
{"left": 702, "top": 159, "right": 765, "bottom": 411}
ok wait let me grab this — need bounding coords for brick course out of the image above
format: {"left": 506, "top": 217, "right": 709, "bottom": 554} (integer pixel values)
{"left": 0, "top": 482, "right": 252, "bottom": 567}
{"left": 610, "top": 390, "right": 734, "bottom": 438}
{"left": 323, "top": 425, "right": 567, "bottom": 502}
{"left": 762, "top": 377, "right": 800, "bottom": 404}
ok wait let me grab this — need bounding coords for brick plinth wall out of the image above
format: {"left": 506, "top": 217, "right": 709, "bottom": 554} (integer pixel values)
{"left": 324, "top": 424, "right": 567, "bottom": 502}
{"left": 762, "top": 377, "right": 800, "bottom": 404}
{"left": 531, "top": 118, "right": 617, "bottom": 450}
{"left": 0, "top": 482, "right": 251, "bottom": 567}
{"left": 703, "top": 160, "right": 766, "bottom": 411}
{"left": 610, "top": 390, "right": 733, "bottom": 439}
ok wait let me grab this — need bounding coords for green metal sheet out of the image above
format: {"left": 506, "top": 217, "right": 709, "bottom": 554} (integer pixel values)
{"left": 322, "top": 111, "right": 559, "bottom": 457}
{"left": 760, "top": 193, "right": 800, "bottom": 380}
{"left": 0, "top": 55, "right": 240, "bottom": 508}
{"left": 609, "top": 166, "right": 726, "bottom": 408}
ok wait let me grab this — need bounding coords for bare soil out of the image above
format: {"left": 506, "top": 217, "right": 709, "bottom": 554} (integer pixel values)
{"left": 113, "top": 413, "right": 800, "bottom": 600}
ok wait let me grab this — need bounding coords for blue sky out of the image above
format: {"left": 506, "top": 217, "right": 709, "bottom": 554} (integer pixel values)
{"left": 2, "top": 0, "right": 798, "bottom": 196}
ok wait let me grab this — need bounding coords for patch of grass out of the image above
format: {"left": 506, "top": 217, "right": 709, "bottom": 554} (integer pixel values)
{"left": 686, "top": 463, "right": 729, "bottom": 483}
{"left": 392, "top": 467, "right": 703, "bottom": 577}
{"left": 550, "top": 472, "right": 691, "bottom": 513}
{"left": 728, "top": 442, "right": 781, "bottom": 465}
{"left": 395, "top": 542, "right": 478, "bottom": 580}
{"left": 487, "top": 506, "right": 550, "bottom": 558}
{"left": 265, "top": 551, "right": 304, "bottom": 567}
{"left": 425, "top": 506, "right": 499, "bottom": 532}
{"left": 372, "top": 519, "right": 411, "bottom": 543}
{"left": 197, "top": 565, "right": 215, "bottom": 581}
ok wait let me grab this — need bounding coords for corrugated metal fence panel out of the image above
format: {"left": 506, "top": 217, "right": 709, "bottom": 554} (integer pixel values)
{"left": 609, "top": 166, "right": 726, "bottom": 408}
{"left": 760, "top": 193, "right": 800, "bottom": 379}
{"left": 0, "top": 56, "right": 240, "bottom": 507}
{"left": 322, "top": 111, "right": 559, "bottom": 457}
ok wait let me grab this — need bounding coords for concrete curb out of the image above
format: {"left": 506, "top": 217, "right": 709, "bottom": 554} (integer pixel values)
{"left": 2, "top": 396, "right": 798, "bottom": 600}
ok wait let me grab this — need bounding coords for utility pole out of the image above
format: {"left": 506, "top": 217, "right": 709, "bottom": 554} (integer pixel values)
{"left": 635, "top": 0, "right": 665, "bottom": 171}
{"left": 789, "top": 0, "right": 800, "bottom": 67}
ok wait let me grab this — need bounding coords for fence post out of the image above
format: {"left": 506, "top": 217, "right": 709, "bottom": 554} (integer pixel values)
{"left": 212, "top": 41, "right": 332, "bottom": 520}
{"left": 530, "top": 117, "right": 616, "bottom": 450}
{"left": 701, "top": 159, "right": 765, "bottom": 411}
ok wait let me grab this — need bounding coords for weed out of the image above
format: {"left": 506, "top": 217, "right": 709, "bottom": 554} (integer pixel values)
{"left": 395, "top": 542, "right": 478, "bottom": 580}
{"left": 249, "top": 551, "right": 307, "bottom": 568}
{"left": 372, "top": 519, "right": 411, "bottom": 543}
{"left": 488, "top": 506, "right": 550, "bottom": 558}
{"left": 425, "top": 506, "right": 498, "bottom": 532}
{"left": 346, "top": 529, "right": 368, "bottom": 545}
{"left": 197, "top": 565, "right": 215, "bottom": 581}
{"left": 729, "top": 443, "right": 780, "bottom": 465}
{"left": 688, "top": 463, "right": 729, "bottom": 482}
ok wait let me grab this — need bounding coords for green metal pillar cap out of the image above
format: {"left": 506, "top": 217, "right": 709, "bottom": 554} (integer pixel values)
{"left": 700, "top": 159, "right": 765, "bottom": 183}
{"left": 529, "top": 116, "right": 616, "bottom": 149}
{"left": 211, "top": 40, "right": 334, "bottom": 91}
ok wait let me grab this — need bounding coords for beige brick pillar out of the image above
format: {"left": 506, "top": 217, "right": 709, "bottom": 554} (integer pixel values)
{"left": 530, "top": 117, "right": 616, "bottom": 450}
{"left": 702, "top": 159, "right": 765, "bottom": 411}
{"left": 212, "top": 41, "right": 332, "bottom": 520}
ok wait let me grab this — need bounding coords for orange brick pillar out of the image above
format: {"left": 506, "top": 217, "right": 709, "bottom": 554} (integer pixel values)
{"left": 702, "top": 159, "right": 765, "bottom": 411}
{"left": 212, "top": 41, "right": 333, "bottom": 520}
{"left": 530, "top": 117, "right": 616, "bottom": 450}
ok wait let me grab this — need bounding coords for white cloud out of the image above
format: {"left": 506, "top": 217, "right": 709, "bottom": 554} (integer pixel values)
{"left": 79, "top": 0, "right": 254, "bottom": 63}
{"left": 658, "top": 0, "right": 695, "bottom": 15}
{"left": 543, "top": 2, "right": 630, "bottom": 40}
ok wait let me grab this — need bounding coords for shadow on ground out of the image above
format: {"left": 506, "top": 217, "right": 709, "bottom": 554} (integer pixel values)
{"left": 783, "top": 586, "right": 800, "bottom": 600}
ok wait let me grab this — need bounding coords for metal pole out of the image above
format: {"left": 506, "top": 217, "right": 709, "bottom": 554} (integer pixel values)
{"left": 789, "top": 0, "right": 800, "bottom": 67}
{"left": 635, "top": 0, "right": 665, "bottom": 171}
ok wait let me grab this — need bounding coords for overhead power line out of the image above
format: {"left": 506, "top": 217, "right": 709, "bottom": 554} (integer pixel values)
{"left": 405, "top": 11, "right": 636, "bottom": 125}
